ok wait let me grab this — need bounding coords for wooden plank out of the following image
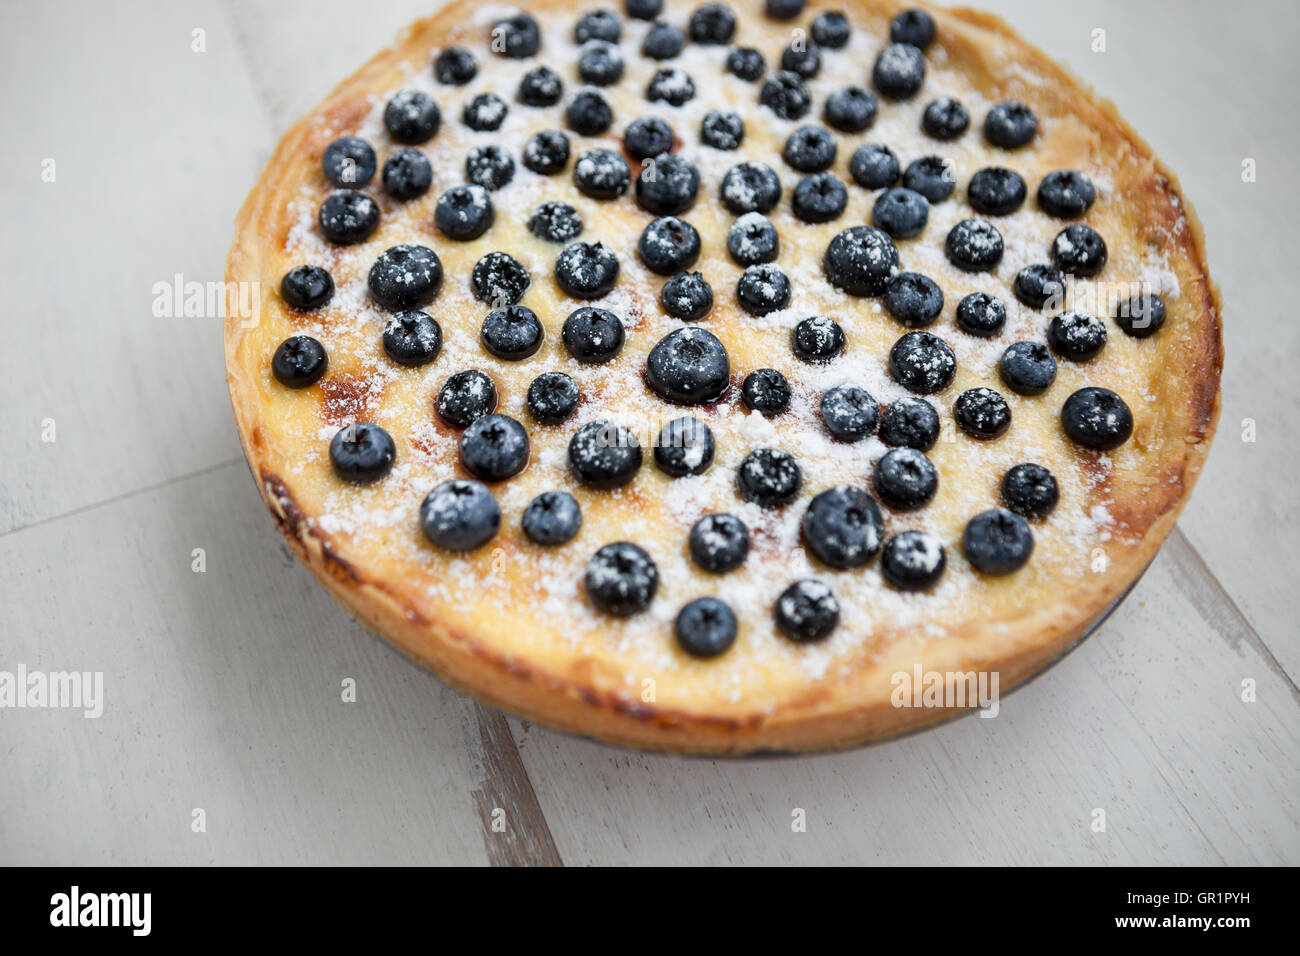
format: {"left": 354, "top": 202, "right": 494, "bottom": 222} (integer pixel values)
{"left": 0, "top": 463, "right": 493, "bottom": 865}
{"left": 0, "top": 0, "right": 269, "bottom": 533}
{"left": 513, "top": 543, "right": 1300, "bottom": 865}
{"left": 472, "top": 705, "right": 564, "bottom": 867}
{"left": 220, "top": 0, "right": 440, "bottom": 131}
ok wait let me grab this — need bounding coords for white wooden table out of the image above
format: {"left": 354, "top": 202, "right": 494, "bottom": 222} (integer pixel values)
{"left": 1, "top": 0, "right": 1296, "bottom": 865}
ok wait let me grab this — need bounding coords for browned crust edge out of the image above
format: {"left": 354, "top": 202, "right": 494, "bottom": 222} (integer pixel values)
{"left": 224, "top": 0, "right": 1223, "bottom": 754}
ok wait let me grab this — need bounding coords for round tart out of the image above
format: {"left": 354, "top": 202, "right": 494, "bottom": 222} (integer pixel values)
{"left": 225, "top": 0, "right": 1222, "bottom": 752}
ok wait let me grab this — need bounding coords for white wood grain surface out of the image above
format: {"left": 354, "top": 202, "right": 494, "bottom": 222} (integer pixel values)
{"left": 0, "top": 0, "right": 1296, "bottom": 866}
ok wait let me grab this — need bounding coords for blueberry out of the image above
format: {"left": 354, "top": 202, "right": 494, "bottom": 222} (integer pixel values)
{"left": 555, "top": 241, "right": 620, "bottom": 298}
{"left": 689, "top": 513, "right": 750, "bottom": 572}
{"left": 824, "top": 86, "right": 877, "bottom": 133}
{"left": 902, "top": 155, "right": 955, "bottom": 202}
{"left": 522, "top": 490, "right": 582, "bottom": 545}
{"left": 742, "top": 368, "right": 791, "bottom": 416}
{"left": 460, "top": 414, "right": 530, "bottom": 481}
{"left": 522, "top": 130, "right": 571, "bottom": 176}
{"left": 636, "top": 153, "right": 700, "bottom": 215}
{"left": 879, "top": 397, "right": 939, "bottom": 450}
{"left": 872, "top": 187, "right": 929, "bottom": 238}
{"left": 384, "top": 90, "right": 441, "bottom": 144}
{"left": 654, "top": 416, "right": 715, "bottom": 476}
{"left": 382, "top": 148, "right": 433, "bottom": 200}
{"left": 638, "top": 216, "right": 700, "bottom": 275}
{"left": 642, "top": 21, "right": 685, "bottom": 59}
{"left": 792, "top": 316, "right": 845, "bottom": 363}
{"left": 689, "top": 3, "right": 735, "bottom": 44}
{"left": 998, "top": 341, "right": 1057, "bottom": 396}
{"left": 820, "top": 385, "right": 879, "bottom": 441}
{"left": 566, "top": 90, "right": 614, "bottom": 135}
{"left": 436, "top": 370, "right": 497, "bottom": 428}
{"left": 421, "top": 479, "right": 501, "bottom": 551}
{"left": 849, "top": 143, "right": 900, "bottom": 190}
{"left": 526, "top": 372, "right": 580, "bottom": 424}
{"left": 585, "top": 542, "right": 659, "bottom": 616}
{"left": 529, "top": 201, "right": 583, "bottom": 243}
{"left": 562, "top": 306, "right": 625, "bottom": 363}
{"left": 576, "top": 10, "right": 621, "bottom": 43}
{"left": 330, "top": 423, "right": 396, "bottom": 483}
{"left": 737, "top": 264, "right": 791, "bottom": 316}
{"left": 1048, "top": 310, "right": 1107, "bottom": 361}
{"left": 570, "top": 420, "right": 643, "bottom": 490}
{"left": 322, "top": 136, "right": 376, "bottom": 187}
{"left": 792, "top": 172, "right": 848, "bottom": 223}
{"left": 368, "top": 244, "right": 443, "bottom": 310}
{"left": 822, "top": 225, "right": 899, "bottom": 296}
{"left": 873, "top": 447, "right": 938, "bottom": 509}
{"left": 984, "top": 100, "right": 1038, "bottom": 149}
{"left": 726, "top": 46, "right": 765, "bottom": 80}
{"left": 889, "top": 331, "right": 957, "bottom": 394}
{"left": 1051, "top": 224, "right": 1108, "bottom": 277}
{"left": 660, "top": 271, "right": 713, "bottom": 320}
{"left": 1038, "top": 170, "right": 1096, "bottom": 218}
{"left": 891, "top": 8, "right": 936, "bottom": 49}
{"left": 774, "top": 580, "right": 839, "bottom": 642}
{"left": 963, "top": 508, "right": 1034, "bottom": 575}
{"left": 881, "top": 531, "right": 946, "bottom": 591}
{"left": 272, "top": 335, "right": 327, "bottom": 388}
{"left": 626, "top": 0, "right": 663, "bottom": 19}
{"left": 1061, "top": 387, "right": 1133, "bottom": 450}
{"left": 518, "top": 66, "right": 564, "bottom": 106}
{"left": 727, "top": 213, "right": 779, "bottom": 266}
{"left": 968, "top": 166, "right": 1027, "bottom": 215}
{"left": 1014, "top": 263, "right": 1066, "bottom": 310}
{"left": 434, "top": 47, "right": 477, "bottom": 85}
{"left": 954, "top": 387, "right": 1011, "bottom": 440}
{"left": 781, "top": 41, "right": 821, "bottom": 79}
{"left": 765, "top": 0, "right": 805, "bottom": 20}
{"left": 884, "top": 272, "right": 943, "bottom": 327}
{"left": 955, "top": 292, "right": 1006, "bottom": 337}
{"left": 783, "top": 126, "right": 837, "bottom": 173}
{"left": 480, "top": 305, "right": 543, "bottom": 360}
{"left": 318, "top": 191, "right": 379, "bottom": 244}
{"left": 802, "top": 486, "right": 883, "bottom": 568}
{"left": 812, "top": 12, "right": 851, "bottom": 48}
{"left": 945, "top": 218, "right": 1004, "bottom": 272}
{"left": 382, "top": 310, "right": 442, "bottom": 367}
{"left": 1116, "top": 293, "right": 1167, "bottom": 338}
{"left": 646, "top": 328, "right": 731, "bottom": 404}
{"left": 1001, "top": 463, "right": 1059, "bottom": 520}
{"left": 922, "top": 96, "right": 969, "bottom": 140}
{"left": 280, "top": 265, "right": 333, "bottom": 311}
{"left": 574, "top": 147, "right": 631, "bottom": 200}
{"left": 759, "top": 70, "right": 812, "bottom": 120}
{"left": 435, "top": 184, "right": 494, "bottom": 240}
{"left": 466, "top": 144, "right": 515, "bottom": 191}
{"left": 579, "top": 40, "right": 624, "bottom": 86}
{"left": 737, "top": 448, "right": 802, "bottom": 508}
{"left": 624, "top": 116, "right": 675, "bottom": 161}
{"left": 872, "top": 43, "right": 926, "bottom": 100}
{"left": 462, "top": 93, "right": 508, "bottom": 132}
{"left": 700, "top": 109, "right": 744, "bottom": 150}
{"left": 490, "top": 13, "right": 540, "bottom": 59}
{"left": 647, "top": 68, "right": 696, "bottom": 106}
{"left": 675, "top": 598, "right": 738, "bottom": 658}
{"left": 720, "top": 162, "right": 782, "bottom": 214}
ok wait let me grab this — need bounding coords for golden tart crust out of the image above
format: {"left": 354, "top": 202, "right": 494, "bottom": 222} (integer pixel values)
{"left": 226, "top": 0, "right": 1222, "bottom": 752}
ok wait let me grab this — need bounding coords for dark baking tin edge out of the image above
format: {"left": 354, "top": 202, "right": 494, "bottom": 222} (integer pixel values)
{"left": 371, "top": 559, "right": 1153, "bottom": 761}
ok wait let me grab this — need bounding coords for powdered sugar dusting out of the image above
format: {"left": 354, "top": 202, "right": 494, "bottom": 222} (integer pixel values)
{"left": 258, "top": 3, "right": 1188, "bottom": 704}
